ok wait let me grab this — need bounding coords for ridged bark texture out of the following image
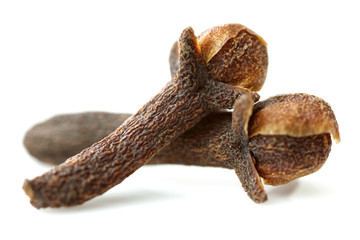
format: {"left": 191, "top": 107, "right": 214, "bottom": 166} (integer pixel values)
{"left": 24, "top": 27, "right": 255, "bottom": 208}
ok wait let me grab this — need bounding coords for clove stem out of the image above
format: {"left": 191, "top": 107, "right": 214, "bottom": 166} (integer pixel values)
{"left": 23, "top": 27, "right": 258, "bottom": 208}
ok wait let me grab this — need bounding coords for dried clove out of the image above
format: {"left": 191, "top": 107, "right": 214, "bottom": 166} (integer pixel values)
{"left": 169, "top": 24, "right": 268, "bottom": 91}
{"left": 158, "top": 93, "right": 340, "bottom": 188}
{"left": 24, "top": 93, "right": 340, "bottom": 202}
{"left": 248, "top": 93, "right": 340, "bottom": 185}
{"left": 24, "top": 112, "right": 131, "bottom": 165}
{"left": 23, "top": 24, "right": 268, "bottom": 208}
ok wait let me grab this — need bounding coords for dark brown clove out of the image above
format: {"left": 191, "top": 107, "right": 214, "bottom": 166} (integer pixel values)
{"left": 23, "top": 24, "right": 268, "bottom": 208}
{"left": 24, "top": 93, "right": 340, "bottom": 202}
{"left": 248, "top": 93, "right": 340, "bottom": 185}
{"left": 144, "top": 93, "right": 340, "bottom": 193}
{"left": 24, "top": 112, "right": 131, "bottom": 165}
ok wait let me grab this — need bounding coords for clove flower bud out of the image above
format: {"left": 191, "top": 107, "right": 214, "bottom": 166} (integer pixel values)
{"left": 24, "top": 93, "right": 340, "bottom": 201}
{"left": 169, "top": 23, "right": 268, "bottom": 91}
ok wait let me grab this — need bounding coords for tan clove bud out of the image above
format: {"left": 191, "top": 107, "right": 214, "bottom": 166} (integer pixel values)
{"left": 198, "top": 23, "right": 268, "bottom": 91}
{"left": 169, "top": 23, "right": 268, "bottom": 91}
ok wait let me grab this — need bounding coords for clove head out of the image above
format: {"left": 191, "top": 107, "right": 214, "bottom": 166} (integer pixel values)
{"left": 197, "top": 23, "right": 268, "bottom": 91}
{"left": 248, "top": 93, "right": 340, "bottom": 185}
{"left": 169, "top": 24, "right": 268, "bottom": 91}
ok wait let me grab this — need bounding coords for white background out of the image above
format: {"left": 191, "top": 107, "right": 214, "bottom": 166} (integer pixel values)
{"left": 1, "top": 0, "right": 359, "bottom": 239}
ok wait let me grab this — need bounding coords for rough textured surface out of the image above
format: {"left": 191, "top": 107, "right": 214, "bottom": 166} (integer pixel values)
{"left": 24, "top": 93, "right": 340, "bottom": 204}
{"left": 250, "top": 133, "right": 332, "bottom": 185}
{"left": 23, "top": 26, "right": 260, "bottom": 209}
{"left": 169, "top": 24, "right": 268, "bottom": 91}
{"left": 231, "top": 95, "right": 267, "bottom": 202}
{"left": 24, "top": 112, "right": 131, "bottom": 165}
{"left": 24, "top": 112, "right": 234, "bottom": 168}
{"left": 151, "top": 112, "right": 234, "bottom": 168}
{"left": 198, "top": 24, "right": 254, "bottom": 64}
{"left": 249, "top": 93, "right": 340, "bottom": 142}
{"left": 203, "top": 27, "right": 268, "bottom": 91}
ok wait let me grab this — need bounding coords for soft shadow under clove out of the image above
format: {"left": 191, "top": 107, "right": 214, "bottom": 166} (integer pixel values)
{"left": 264, "top": 180, "right": 299, "bottom": 204}
{"left": 264, "top": 179, "right": 333, "bottom": 204}
{"left": 45, "top": 189, "right": 178, "bottom": 213}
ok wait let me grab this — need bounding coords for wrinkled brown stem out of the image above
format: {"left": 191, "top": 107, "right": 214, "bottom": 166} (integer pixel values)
{"left": 23, "top": 27, "right": 258, "bottom": 208}
{"left": 25, "top": 97, "right": 269, "bottom": 203}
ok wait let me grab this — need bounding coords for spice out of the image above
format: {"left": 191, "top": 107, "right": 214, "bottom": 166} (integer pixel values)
{"left": 24, "top": 112, "right": 131, "bottom": 165}
{"left": 24, "top": 93, "right": 340, "bottom": 202}
{"left": 248, "top": 93, "right": 340, "bottom": 185}
{"left": 23, "top": 24, "right": 268, "bottom": 208}
{"left": 152, "top": 93, "right": 340, "bottom": 196}
{"left": 169, "top": 24, "right": 268, "bottom": 91}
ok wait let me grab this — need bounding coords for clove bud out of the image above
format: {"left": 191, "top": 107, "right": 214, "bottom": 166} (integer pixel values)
{"left": 23, "top": 24, "right": 267, "bottom": 208}
{"left": 24, "top": 93, "right": 340, "bottom": 200}
{"left": 169, "top": 23, "right": 268, "bottom": 91}
{"left": 248, "top": 93, "right": 340, "bottom": 185}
